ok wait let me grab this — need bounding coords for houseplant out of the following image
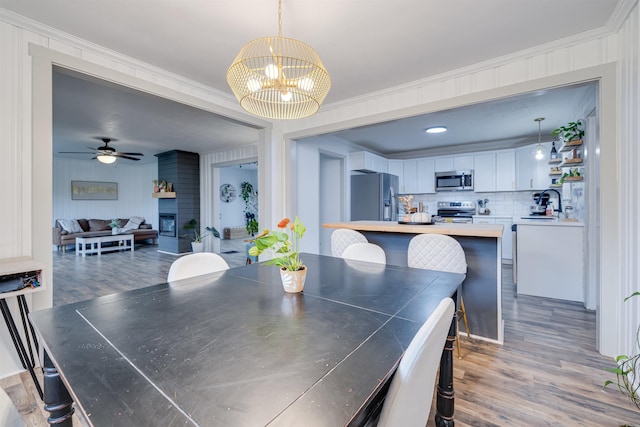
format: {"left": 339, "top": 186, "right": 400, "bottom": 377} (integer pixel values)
{"left": 240, "top": 181, "right": 258, "bottom": 236}
{"left": 109, "top": 218, "right": 121, "bottom": 235}
{"left": 183, "top": 219, "right": 207, "bottom": 252}
{"left": 249, "top": 216, "right": 307, "bottom": 293}
{"left": 603, "top": 291, "right": 640, "bottom": 412}
{"left": 552, "top": 119, "right": 584, "bottom": 142}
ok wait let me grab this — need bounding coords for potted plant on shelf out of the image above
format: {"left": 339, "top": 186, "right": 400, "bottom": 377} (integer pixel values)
{"left": 249, "top": 216, "right": 307, "bottom": 293}
{"left": 552, "top": 119, "right": 585, "bottom": 143}
{"left": 240, "top": 181, "right": 259, "bottom": 237}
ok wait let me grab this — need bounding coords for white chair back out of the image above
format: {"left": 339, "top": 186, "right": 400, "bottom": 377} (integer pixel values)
{"left": 376, "top": 298, "right": 455, "bottom": 427}
{"left": 167, "top": 253, "right": 230, "bottom": 282}
{"left": 330, "top": 229, "right": 368, "bottom": 257}
{"left": 407, "top": 234, "right": 467, "bottom": 274}
{"left": 341, "top": 243, "right": 386, "bottom": 264}
{"left": 0, "top": 387, "right": 24, "bottom": 427}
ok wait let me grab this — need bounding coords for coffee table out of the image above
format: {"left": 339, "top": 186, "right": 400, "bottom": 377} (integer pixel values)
{"left": 75, "top": 233, "right": 134, "bottom": 257}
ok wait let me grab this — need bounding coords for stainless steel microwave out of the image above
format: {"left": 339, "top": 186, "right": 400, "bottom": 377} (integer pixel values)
{"left": 435, "top": 170, "right": 474, "bottom": 191}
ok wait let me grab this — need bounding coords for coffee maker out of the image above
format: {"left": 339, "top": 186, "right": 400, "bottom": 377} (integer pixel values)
{"left": 530, "top": 192, "right": 550, "bottom": 215}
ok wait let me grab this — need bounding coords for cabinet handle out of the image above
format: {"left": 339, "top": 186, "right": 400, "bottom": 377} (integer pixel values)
{"left": 530, "top": 178, "right": 533, "bottom": 188}
{"left": 512, "top": 180, "right": 514, "bottom": 189}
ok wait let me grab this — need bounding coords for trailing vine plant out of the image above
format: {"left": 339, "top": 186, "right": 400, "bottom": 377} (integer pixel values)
{"left": 240, "top": 181, "right": 258, "bottom": 236}
{"left": 604, "top": 291, "right": 640, "bottom": 412}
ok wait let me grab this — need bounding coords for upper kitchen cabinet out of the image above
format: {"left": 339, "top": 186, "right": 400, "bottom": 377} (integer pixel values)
{"left": 515, "top": 143, "right": 550, "bottom": 191}
{"left": 397, "top": 158, "right": 435, "bottom": 194}
{"left": 349, "top": 151, "right": 388, "bottom": 173}
{"left": 433, "top": 155, "right": 473, "bottom": 172}
{"left": 473, "top": 150, "right": 515, "bottom": 192}
{"left": 388, "top": 160, "right": 405, "bottom": 192}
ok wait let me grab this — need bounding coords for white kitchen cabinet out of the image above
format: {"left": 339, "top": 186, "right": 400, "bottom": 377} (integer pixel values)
{"left": 403, "top": 159, "right": 418, "bottom": 193}
{"left": 388, "top": 160, "right": 404, "bottom": 192}
{"left": 516, "top": 223, "right": 584, "bottom": 302}
{"left": 472, "top": 216, "right": 513, "bottom": 261}
{"left": 434, "top": 155, "right": 474, "bottom": 172}
{"left": 496, "top": 150, "right": 516, "bottom": 191}
{"left": 473, "top": 153, "right": 496, "bottom": 192}
{"left": 515, "top": 143, "right": 549, "bottom": 191}
{"left": 434, "top": 157, "right": 454, "bottom": 172}
{"left": 349, "top": 151, "right": 388, "bottom": 173}
{"left": 416, "top": 158, "right": 435, "bottom": 193}
{"left": 495, "top": 218, "right": 513, "bottom": 260}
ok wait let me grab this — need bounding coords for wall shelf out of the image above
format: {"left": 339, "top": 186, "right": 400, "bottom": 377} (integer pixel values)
{"left": 559, "top": 139, "right": 583, "bottom": 152}
{"left": 560, "top": 159, "right": 584, "bottom": 167}
{"left": 548, "top": 158, "right": 562, "bottom": 164}
{"left": 152, "top": 192, "right": 176, "bottom": 199}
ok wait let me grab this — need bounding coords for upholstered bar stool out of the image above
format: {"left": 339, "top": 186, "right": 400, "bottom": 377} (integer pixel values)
{"left": 167, "top": 253, "right": 230, "bottom": 282}
{"left": 407, "top": 234, "right": 470, "bottom": 358}
{"left": 341, "top": 242, "right": 386, "bottom": 264}
{"left": 330, "top": 229, "right": 367, "bottom": 257}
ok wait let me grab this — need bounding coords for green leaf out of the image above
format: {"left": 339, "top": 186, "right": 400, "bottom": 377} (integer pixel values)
{"left": 624, "top": 291, "right": 640, "bottom": 302}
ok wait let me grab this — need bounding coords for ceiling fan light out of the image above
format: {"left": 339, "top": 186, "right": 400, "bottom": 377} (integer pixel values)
{"left": 426, "top": 126, "right": 447, "bottom": 134}
{"left": 97, "top": 154, "right": 116, "bottom": 164}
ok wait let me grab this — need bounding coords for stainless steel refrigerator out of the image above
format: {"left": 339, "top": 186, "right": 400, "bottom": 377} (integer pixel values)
{"left": 351, "top": 173, "right": 399, "bottom": 221}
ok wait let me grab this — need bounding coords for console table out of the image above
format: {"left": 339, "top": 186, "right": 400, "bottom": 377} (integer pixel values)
{"left": 75, "top": 234, "right": 134, "bottom": 257}
{"left": 0, "top": 256, "right": 45, "bottom": 399}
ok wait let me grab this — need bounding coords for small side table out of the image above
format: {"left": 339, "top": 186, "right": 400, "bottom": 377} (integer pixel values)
{"left": 0, "top": 257, "right": 46, "bottom": 400}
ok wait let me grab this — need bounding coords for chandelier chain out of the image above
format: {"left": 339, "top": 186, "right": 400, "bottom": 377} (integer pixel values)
{"left": 278, "top": 0, "right": 282, "bottom": 38}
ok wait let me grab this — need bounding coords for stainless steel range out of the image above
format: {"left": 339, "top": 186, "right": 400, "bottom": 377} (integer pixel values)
{"left": 436, "top": 201, "right": 476, "bottom": 223}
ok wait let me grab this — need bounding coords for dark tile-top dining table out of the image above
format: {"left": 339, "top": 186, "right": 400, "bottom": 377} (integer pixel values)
{"left": 30, "top": 253, "right": 463, "bottom": 426}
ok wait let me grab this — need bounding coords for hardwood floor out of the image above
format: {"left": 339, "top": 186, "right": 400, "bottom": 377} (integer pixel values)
{"left": 3, "top": 247, "right": 638, "bottom": 426}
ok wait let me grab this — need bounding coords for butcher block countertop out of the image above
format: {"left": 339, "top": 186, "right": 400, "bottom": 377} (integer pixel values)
{"left": 323, "top": 221, "right": 503, "bottom": 238}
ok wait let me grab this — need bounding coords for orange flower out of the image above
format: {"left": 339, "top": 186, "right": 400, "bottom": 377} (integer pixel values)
{"left": 277, "top": 218, "right": 291, "bottom": 228}
{"left": 290, "top": 223, "right": 295, "bottom": 230}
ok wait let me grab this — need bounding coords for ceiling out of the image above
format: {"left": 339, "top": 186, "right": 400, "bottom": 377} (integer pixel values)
{"left": 1, "top": 0, "right": 618, "bottom": 162}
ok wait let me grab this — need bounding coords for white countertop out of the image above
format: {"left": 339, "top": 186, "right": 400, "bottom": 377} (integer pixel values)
{"left": 513, "top": 217, "right": 584, "bottom": 226}
{"left": 323, "top": 220, "right": 504, "bottom": 238}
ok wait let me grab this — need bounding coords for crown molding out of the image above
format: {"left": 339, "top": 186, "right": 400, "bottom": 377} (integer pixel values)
{"left": 606, "top": 0, "right": 638, "bottom": 31}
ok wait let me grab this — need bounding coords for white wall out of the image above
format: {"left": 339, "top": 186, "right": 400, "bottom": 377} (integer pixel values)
{"left": 219, "top": 167, "right": 258, "bottom": 232}
{"left": 53, "top": 158, "right": 158, "bottom": 231}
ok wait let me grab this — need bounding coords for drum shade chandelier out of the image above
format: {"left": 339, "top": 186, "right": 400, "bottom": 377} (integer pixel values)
{"left": 226, "top": 0, "right": 331, "bottom": 120}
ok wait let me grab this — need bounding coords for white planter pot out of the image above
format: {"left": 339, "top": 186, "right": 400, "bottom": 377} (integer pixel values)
{"left": 191, "top": 241, "right": 205, "bottom": 253}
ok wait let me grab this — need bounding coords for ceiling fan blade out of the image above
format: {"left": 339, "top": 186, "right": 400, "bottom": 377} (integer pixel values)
{"left": 115, "top": 154, "right": 141, "bottom": 161}
{"left": 59, "top": 151, "right": 95, "bottom": 154}
{"left": 117, "top": 152, "right": 144, "bottom": 156}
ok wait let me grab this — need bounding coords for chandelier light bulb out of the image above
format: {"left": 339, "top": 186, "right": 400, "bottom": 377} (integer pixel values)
{"left": 281, "top": 91, "right": 292, "bottom": 102}
{"left": 247, "top": 79, "right": 261, "bottom": 92}
{"left": 265, "top": 64, "right": 279, "bottom": 79}
{"left": 297, "top": 77, "right": 314, "bottom": 91}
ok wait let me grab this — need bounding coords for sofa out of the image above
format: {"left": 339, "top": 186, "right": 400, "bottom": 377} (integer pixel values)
{"left": 53, "top": 217, "right": 158, "bottom": 252}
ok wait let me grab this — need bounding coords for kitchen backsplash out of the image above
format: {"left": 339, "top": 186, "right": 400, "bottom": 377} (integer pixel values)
{"left": 400, "top": 187, "right": 585, "bottom": 221}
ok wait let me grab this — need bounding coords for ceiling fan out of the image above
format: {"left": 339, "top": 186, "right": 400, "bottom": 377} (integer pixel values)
{"left": 59, "top": 137, "right": 144, "bottom": 164}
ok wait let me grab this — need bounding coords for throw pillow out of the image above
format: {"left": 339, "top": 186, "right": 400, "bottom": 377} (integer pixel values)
{"left": 88, "top": 219, "right": 110, "bottom": 231}
{"left": 58, "top": 219, "right": 83, "bottom": 234}
{"left": 122, "top": 216, "right": 144, "bottom": 231}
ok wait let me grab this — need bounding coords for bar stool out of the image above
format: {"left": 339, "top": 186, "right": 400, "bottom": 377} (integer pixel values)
{"left": 407, "top": 234, "right": 470, "bottom": 358}
{"left": 330, "top": 229, "right": 367, "bottom": 257}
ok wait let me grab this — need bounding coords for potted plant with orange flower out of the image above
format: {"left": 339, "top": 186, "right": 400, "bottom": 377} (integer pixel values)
{"left": 248, "top": 216, "right": 307, "bottom": 293}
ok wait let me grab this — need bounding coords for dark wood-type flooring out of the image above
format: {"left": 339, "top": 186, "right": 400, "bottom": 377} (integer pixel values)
{"left": 2, "top": 244, "right": 638, "bottom": 426}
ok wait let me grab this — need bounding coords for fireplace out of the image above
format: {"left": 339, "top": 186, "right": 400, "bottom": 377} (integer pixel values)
{"left": 159, "top": 213, "right": 176, "bottom": 237}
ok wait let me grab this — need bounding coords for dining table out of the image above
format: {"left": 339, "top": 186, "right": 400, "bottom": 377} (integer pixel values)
{"left": 30, "top": 253, "right": 463, "bottom": 426}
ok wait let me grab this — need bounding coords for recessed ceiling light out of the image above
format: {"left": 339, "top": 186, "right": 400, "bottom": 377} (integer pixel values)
{"left": 425, "top": 126, "right": 447, "bottom": 134}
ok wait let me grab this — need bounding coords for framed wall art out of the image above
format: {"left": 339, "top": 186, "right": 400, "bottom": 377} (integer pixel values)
{"left": 71, "top": 181, "right": 118, "bottom": 200}
{"left": 220, "top": 183, "right": 236, "bottom": 203}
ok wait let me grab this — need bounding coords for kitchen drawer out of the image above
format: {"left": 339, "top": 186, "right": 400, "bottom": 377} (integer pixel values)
{"left": 473, "top": 217, "right": 496, "bottom": 224}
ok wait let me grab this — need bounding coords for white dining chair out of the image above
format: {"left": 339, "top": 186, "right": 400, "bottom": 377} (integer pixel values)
{"left": 341, "top": 242, "right": 386, "bottom": 264}
{"left": 407, "top": 233, "right": 469, "bottom": 358}
{"left": 376, "top": 297, "right": 455, "bottom": 427}
{"left": 0, "top": 387, "right": 24, "bottom": 427}
{"left": 330, "top": 229, "right": 368, "bottom": 257}
{"left": 167, "top": 252, "right": 230, "bottom": 282}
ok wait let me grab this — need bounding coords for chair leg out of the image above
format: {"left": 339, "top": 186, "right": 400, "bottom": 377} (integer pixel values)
{"left": 455, "top": 323, "right": 462, "bottom": 359}
{"left": 460, "top": 296, "right": 470, "bottom": 338}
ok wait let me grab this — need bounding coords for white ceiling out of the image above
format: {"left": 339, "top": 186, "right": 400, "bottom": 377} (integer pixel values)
{"left": 1, "top": 0, "right": 619, "bottom": 162}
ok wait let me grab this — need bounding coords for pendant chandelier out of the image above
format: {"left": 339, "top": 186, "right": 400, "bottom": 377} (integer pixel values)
{"left": 226, "top": 0, "right": 331, "bottom": 120}
{"left": 534, "top": 117, "right": 545, "bottom": 160}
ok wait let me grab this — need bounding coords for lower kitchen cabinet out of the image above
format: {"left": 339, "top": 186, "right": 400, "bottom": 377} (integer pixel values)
{"left": 472, "top": 216, "right": 512, "bottom": 261}
{"left": 515, "top": 222, "right": 584, "bottom": 302}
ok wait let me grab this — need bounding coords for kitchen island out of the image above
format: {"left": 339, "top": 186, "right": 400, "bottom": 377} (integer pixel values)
{"left": 323, "top": 221, "right": 504, "bottom": 343}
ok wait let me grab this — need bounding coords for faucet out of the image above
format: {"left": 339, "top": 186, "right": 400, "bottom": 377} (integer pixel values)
{"left": 536, "top": 189, "right": 562, "bottom": 215}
